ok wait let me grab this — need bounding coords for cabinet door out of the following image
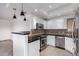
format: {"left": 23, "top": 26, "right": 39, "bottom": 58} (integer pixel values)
{"left": 28, "top": 40, "right": 40, "bottom": 56}
{"left": 12, "top": 34, "right": 25, "bottom": 56}
{"left": 65, "top": 37, "right": 74, "bottom": 53}
{"left": 25, "top": 35, "right": 28, "bottom": 56}
{"left": 47, "top": 36, "right": 55, "bottom": 46}
{"left": 65, "top": 37, "right": 70, "bottom": 50}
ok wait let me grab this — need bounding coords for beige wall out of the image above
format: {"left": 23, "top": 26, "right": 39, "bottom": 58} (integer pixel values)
{"left": 0, "top": 20, "right": 11, "bottom": 40}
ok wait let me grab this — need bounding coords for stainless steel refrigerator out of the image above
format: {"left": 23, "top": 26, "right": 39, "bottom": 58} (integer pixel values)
{"left": 72, "top": 8, "right": 79, "bottom": 56}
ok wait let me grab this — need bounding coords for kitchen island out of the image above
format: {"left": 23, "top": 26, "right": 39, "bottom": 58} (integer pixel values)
{"left": 12, "top": 31, "right": 30, "bottom": 56}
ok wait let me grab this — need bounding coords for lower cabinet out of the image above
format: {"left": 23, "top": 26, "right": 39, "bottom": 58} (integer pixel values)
{"left": 12, "top": 34, "right": 27, "bottom": 56}
{"left": 28, "top": 40, "right": 40, "bottom": 56}
{"left": 65, "top": 37, "right": 74, "bottom": 54}
{"left": 47, "top": 35, "right": 55, "bottom": 46}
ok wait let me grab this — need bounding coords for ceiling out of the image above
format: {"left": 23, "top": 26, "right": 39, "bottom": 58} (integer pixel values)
{"left": 0, "top": 3, "right": 79, "bottom": 20}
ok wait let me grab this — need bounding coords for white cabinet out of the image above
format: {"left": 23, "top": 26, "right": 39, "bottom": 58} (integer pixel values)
{"left": 25, "top": 35, "right": 28, "bottom": 56}
{"left": 12, "top": 33, "right": 40, "bottom": 56}
{"left": 28, "top": 40, "right": 40, "bottom": 56}
{"left": 47, "top": 18, "right": 67, "bottom": 29}
{"left": 30, "top": 17, "right": 47, "bottom": 29}
{"left": 65, "top": 37, "right": 74, "bottom": 53}
{"left": 47, "top": 35, "right": 55, "bottom": 46}
{"left": 12, "top": 34, "right": 28, "bottom": 56}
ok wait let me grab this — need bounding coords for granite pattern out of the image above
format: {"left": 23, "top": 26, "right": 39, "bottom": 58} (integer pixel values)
{"left": 29, "top": 29, "right": 73, "bottom": 37}
{"left": 28, "top": 29, "right": 73, "bottom": 43}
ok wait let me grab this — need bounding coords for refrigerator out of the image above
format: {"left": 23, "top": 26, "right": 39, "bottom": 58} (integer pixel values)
{"left": 72, "top": 8, "right": 79, "bottom": 56}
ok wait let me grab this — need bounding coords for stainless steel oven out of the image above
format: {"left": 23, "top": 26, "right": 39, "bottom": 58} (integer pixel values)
{"left": 40, "top": 35, "right": 47, "bottom": 51}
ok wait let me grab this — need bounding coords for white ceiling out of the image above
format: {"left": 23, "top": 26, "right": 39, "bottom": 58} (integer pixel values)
{"left": 0, "top": 3, "right": 79, "bottom": 20}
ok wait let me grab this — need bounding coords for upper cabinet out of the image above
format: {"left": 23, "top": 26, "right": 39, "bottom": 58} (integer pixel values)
{"left": 30, "top": 17, "right": 47, "bottom": 29}
{"left": 47, "top": 18, "right": 67, "bottom": 29}
{"left": 67, "top": 18, "right": 74, "bottom": 32}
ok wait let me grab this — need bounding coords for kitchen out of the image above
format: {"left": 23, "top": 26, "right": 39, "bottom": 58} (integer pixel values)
{"left": 0, "top": 3, "right": 79, "bottom": 56}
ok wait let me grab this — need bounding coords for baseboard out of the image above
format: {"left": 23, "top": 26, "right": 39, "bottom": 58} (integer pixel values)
{"left": 55, "top": 46, "right": 65, "bottom": 50}
{"left": 47, "top": 45, "right": 65, "bottom": 50}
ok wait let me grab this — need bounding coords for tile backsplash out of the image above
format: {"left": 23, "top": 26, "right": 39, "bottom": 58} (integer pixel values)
{"left": 30, "top": 29, "right": 67, "bottom": 35}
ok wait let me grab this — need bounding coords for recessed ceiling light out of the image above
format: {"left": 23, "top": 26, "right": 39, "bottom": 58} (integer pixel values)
{"left": 34, "top": 9, "right": 38, "bottom": 12}
{"left": 48, "top": 5, "right": 52, "bottom": 8}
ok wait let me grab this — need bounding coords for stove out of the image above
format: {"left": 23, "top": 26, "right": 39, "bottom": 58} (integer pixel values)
{"left": 40, "top": 35, "right": 47, "bottom": 52}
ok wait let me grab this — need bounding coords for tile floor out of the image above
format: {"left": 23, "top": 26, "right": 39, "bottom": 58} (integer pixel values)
{"left": 0, "top": 40, "right": 13, "bottom": 56}
{"left": 40, "top": 46, "right": 73, "bottom": 56}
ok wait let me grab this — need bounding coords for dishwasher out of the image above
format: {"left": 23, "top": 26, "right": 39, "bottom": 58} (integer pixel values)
{"left": 55, "top": 36, "right": 65, "bottom": 49}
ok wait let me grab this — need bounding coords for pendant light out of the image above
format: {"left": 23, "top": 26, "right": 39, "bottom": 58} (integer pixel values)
{"left": 13, "top": 14, "right": 16, "bottom": 19}
{"left": 24, "top": 12, "right": 26, "bottom": 21}
{"left": 20, "top": 3, "right": 24, "bottom": 16}
{"left": 24, "top": 17, "right": 26, "bottom": 21}
{"left": 13, "top": 8, "right": 16, "bottom": 19}
{"left": 12, "top": 4, "right": 27, "bottom": 21}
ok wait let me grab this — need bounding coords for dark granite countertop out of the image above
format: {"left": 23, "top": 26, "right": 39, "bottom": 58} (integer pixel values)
{"left": 12, "top": 31, "right": 30, "bottom": 35}
{"left": 28, "top": 33, "right": 72, "bottom": 38}
{"left": 46, "top": 34, "right": 72, "bottom": 38}
{"left": 28, "top": 33, "right": 72, "bottom": 43}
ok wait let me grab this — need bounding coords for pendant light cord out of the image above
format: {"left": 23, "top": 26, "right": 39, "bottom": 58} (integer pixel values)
{"left": 22, "top": 3, "right": 23, "bottom": 11}
{"left": 13, "top": 8, "right": 16, "bottom": 15}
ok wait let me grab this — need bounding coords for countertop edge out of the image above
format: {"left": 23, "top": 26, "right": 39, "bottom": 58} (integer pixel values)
{"left": 12, "top": 31, "right": 30, "bottom": 35}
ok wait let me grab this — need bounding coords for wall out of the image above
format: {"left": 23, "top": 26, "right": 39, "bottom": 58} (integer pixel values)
{"left": 12, "top": 15, "right": 32, "bottom": 32}
{"left": 0, "top": 20, "right": 11, "bottom": 40}
{"left": 47, "top": 35, "right": 55, "bottom": 46}
{"left": 12, "top": 14, "right": 46, "bottom": 32}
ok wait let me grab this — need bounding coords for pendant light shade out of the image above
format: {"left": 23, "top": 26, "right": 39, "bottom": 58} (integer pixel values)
{"left": 20, "top": 3, "right": 25, "bottom": 16}
{"left": 20, "top": 10, "right": 25, "bottom": 16}
{"left": 24, "top": 17, "right": 26, "bottom": 21}
{"left": 12, "top": 4, "right": 27, "bottom": 21}
{"left": 13, "top": 14, "right": 16, "bottom": 19}
{"left": 13, "top": 8, "right": 16, "bottom": 19}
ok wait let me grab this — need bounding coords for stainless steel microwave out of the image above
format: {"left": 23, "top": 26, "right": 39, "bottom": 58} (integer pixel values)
{"left": 36, "top": 23, "right": 44, "bottom": 29}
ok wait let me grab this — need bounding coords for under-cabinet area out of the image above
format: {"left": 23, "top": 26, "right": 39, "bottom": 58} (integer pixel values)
{"left": 0, "top": 3, "right": 79, "bottom": 56}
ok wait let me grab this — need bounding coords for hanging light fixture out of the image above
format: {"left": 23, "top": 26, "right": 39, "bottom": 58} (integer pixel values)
{"left": 13, "top": 14, "right": 16, "bottom": 19}
{"left": 12, "top": 3, "right": 27, "bottom": 21}
{"left": 13, "top": 8, "right": 16, "bottom": 19}
{"left": 20, "top": 3, "right": 25, "bottom": 16}
{"left": 24, "top": 17, "right": 26, "bottom": 21}
{"left": 24, "top": 12, "right": 26, "bottom": 21}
